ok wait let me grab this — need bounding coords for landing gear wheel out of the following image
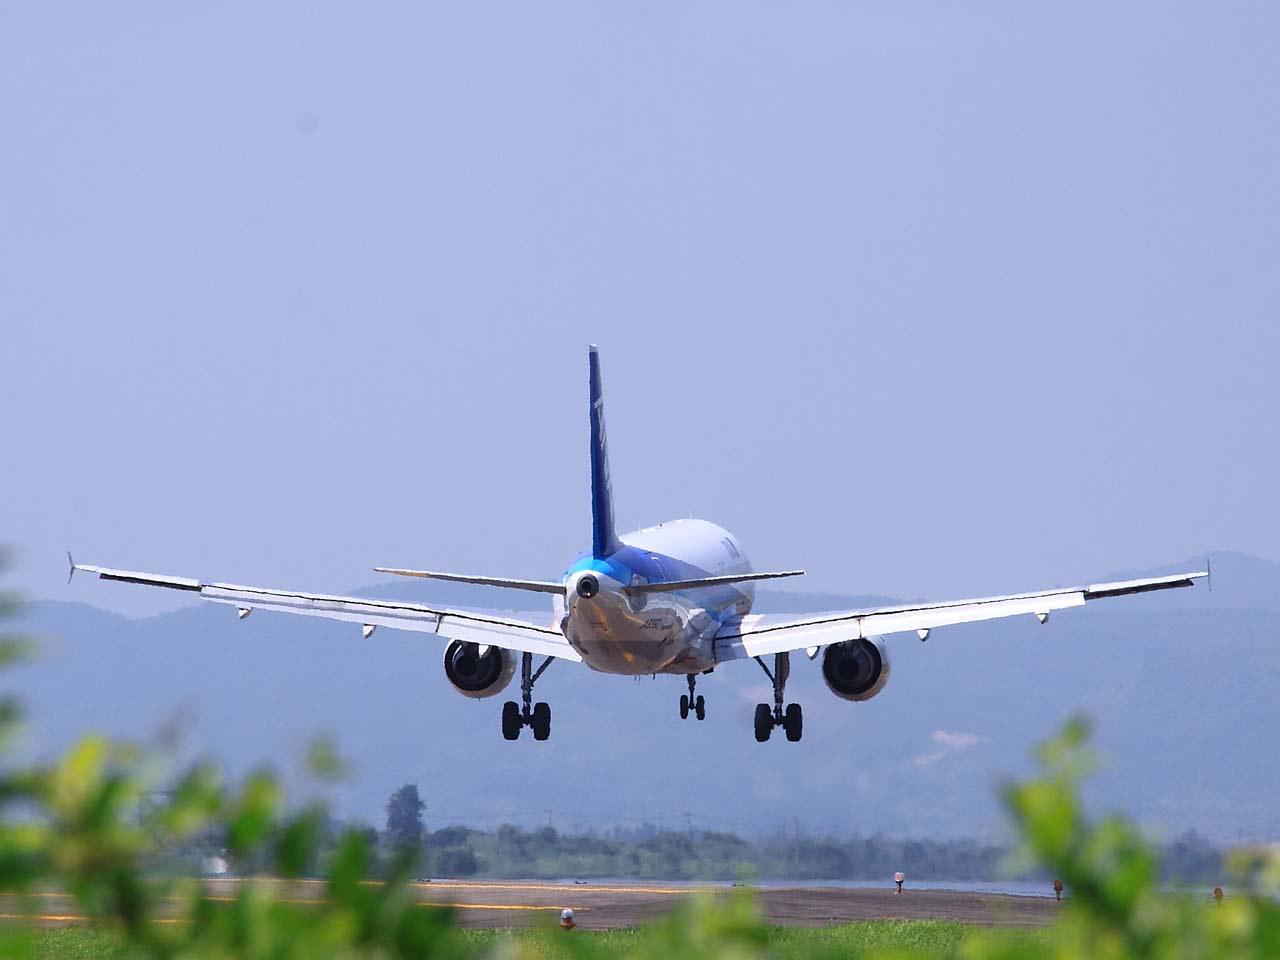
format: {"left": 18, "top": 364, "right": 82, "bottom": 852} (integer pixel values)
{"left": 501, "top": 701, "right": 521, "bottom": 741}
{"left": 679, "top": 694, "right": 690, "bottom": 720}
{"left": 694, "top": 695, "right": 705, "bottom": 721}
{"left": 531, "top": 701, "right": 552, "bottom": 741}
{"left": 784, "top": 703, "right": 803, "bottom": 742}
{"left": 754, "top": 704, "right": 773, "bottom": 742}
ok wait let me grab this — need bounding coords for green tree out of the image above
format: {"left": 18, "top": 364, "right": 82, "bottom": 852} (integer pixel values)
{"left": 385, "top": 783, "right": 425, "bottom": 850}
{"left": 434, "top": 846, "right": 479, "bottom": 877}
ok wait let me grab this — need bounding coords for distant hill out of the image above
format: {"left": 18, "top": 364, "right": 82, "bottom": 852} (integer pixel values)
{"left": 8, "top": 551, "right": 1279, "bottom": 845}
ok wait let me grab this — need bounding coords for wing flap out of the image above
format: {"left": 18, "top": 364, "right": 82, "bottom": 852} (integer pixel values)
{"left": 1084, "top": 572, "right": 1204, "bottom": 599}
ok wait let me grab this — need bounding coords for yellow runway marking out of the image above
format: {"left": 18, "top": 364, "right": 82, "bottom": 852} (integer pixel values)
{"left": 201, "top": 898, "right": 567, "bottom": 912}
{"left": 208, "top": 877, "right": 703, "bottom": 896}
{"left": 419, "top": 881, "right": 701, "bottom": 896}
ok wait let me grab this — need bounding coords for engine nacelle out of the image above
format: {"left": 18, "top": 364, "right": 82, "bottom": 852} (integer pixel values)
{"left": 821, "top": 637, "right": 891, "bottom": 702}
{"left": 443, "top": 640, "right": 516, "bottom": 699}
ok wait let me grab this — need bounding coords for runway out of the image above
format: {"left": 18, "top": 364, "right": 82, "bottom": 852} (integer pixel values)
{"left": 1, "top": 878, "right": 1061, "bottom": 930}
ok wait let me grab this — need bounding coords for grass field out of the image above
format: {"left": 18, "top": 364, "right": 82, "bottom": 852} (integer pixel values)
{"left": 17, "top": 920, "right": 1054, "bottom": 959}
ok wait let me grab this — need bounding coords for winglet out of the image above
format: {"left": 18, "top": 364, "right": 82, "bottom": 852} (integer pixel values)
{"left": 66, "top": 551, "right": 76, "bottom": 585}
{"left": 1207, "top": 556, "right": 1212, "bottom": 593}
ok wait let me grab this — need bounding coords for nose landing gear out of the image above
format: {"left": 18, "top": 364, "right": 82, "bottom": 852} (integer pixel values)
{"left": 502, "top": 652, "right": 554, "bottom": 741}
{"left": 753, "top": 652, "right": 803, "bottom": 742}
{"left": 678, "top": 674, "right": 706, "bottom": 721}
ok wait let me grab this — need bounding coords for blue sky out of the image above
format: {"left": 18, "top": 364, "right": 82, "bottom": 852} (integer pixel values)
{"left": 3, "top": 3, "right": 1277, "bottom": 616}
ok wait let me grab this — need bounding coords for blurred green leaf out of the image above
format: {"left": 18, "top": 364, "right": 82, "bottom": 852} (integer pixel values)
{"left": 225, "top": 773, "right": 282, "bottom": 856}
{"left": 304, "top": 737, "right": 346, "bottom": 781}
{"left": 275, "top": 807, "right": 322, "bottom": 878}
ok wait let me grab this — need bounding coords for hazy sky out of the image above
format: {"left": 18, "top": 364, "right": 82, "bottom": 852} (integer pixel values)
{"left": 4, "top": 3, "right": 1277, "bottom": 616}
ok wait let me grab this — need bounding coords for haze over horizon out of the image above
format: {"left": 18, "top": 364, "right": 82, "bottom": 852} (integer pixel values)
{"left": 2, "top": 3, "right": 1277, "bottom": 852}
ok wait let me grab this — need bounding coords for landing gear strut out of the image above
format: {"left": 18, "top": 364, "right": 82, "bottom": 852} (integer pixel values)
{"left": 502, "top": 652, "right": 554, "bottom": 741}
{"left": 679, "top": 674, "right": 706, "bottom": 721}
{"left": 753, "top": 653, "right": 802, "bottom": 742}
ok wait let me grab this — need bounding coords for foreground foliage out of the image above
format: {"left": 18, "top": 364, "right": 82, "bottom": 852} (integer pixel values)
{"left": 962, "top": 717, "right": 1280, "bottom": 960}
{"left": 29, "top": 918, "right": 1050, "bottom": 960}
{"left": 2, "top": 569, "right": 1278, "bottom": 957}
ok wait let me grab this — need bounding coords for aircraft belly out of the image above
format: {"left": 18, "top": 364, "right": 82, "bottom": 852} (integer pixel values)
{"left": 567, "top": 595, "right": 720, "bottom": 675}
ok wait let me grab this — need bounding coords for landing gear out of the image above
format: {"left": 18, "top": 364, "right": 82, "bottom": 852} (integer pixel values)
{"left": 679, "top": 675, "right": 706, "bottom": 721}
{"left": 753, "top": 652, "right": 803, "bottom": 742}
{"left": 502, "top": 652, "right": 554, "bottom": 741}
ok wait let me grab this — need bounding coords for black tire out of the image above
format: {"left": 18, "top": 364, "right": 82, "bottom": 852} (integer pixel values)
{"left": 754, "top": 704, "right": 772, "bottom": 742}
{"left": 501, "top": 701, "right": 521, "bottom": 741}
{"left": 784, "top": 702, "right": 803, "bottom": 742}
{"left": 695, "top": 695, "right": 705, "bottom": 721}
{"left": 532, "top": 701, "right": 552, "bottom": 741}
{"left": 679, "top": 694, "right": 690, "bottom": 720}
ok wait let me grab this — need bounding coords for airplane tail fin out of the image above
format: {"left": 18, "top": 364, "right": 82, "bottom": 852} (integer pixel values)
{"left": 589, "top": 345, "right": 620, "bottom": 558}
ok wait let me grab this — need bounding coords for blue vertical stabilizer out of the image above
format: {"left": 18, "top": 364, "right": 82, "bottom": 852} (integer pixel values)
{"left": 588, "top": 345, "right": 620, "bottom": 558}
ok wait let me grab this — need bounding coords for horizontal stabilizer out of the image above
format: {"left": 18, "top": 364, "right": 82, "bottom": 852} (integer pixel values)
{"left": 624, "top": 570, "right": 805, "bottom": 595}
{"left": 374, "top": 567, "right": 567, "bottom": 595}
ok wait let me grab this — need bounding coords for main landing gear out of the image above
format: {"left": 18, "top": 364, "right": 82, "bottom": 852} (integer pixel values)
{"left": 503, "top": 652, "right": 554, "bottom": 741}
{"left": 679, "top": 674, "right": 706, "bottom": 721}
{"left": 753, "top": 652, "right": 803, "bottom": 742}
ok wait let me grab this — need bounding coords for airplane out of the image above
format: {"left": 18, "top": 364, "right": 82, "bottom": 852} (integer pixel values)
{"left": 71, "top": 345, "right": 1208, "bottom": 743}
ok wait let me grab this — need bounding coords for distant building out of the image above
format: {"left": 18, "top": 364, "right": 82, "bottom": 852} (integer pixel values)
{"left": 202, "top": 854, "right": 230, "bottom": 876}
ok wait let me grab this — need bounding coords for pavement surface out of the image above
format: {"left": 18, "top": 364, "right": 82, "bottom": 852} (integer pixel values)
{"left": 1, "top": 879, "right": 1063, "bottom": 930}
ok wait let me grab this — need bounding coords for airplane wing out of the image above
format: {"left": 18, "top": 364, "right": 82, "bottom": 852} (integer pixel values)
{"left": 69, "top": 558, "right": 580, "bottom": 662}
{"left": 714, "top": 570, "right": 1208, "bottom": 661}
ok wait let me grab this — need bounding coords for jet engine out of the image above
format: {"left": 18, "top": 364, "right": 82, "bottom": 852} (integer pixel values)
{"left": 821, "top": 637, "right": 891, "bottom": 702}
{"left": 443, "top": 640, "right": 516, "bottom": 699}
